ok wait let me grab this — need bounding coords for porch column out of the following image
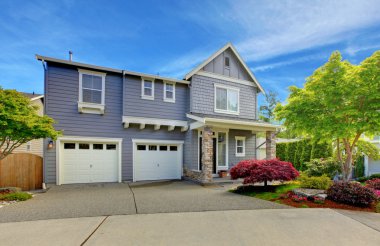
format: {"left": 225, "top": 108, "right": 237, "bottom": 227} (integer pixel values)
{"left": 266, "top": 131, "right": 276, "bottom": 159}
{"left": 201, "top": 126, "right": 213, "bottom": 183}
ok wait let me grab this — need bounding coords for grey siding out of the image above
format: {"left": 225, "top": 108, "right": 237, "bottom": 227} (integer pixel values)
{"left": 44, "top": 64, "right": 185, "bottom": 183}
{"left": 184, "top": 129, "right": 198, "bottom": 170}
{"left": 190, "top": 74, "right": 257, "bottom": 120}
{"left": 123, "top": 76, "right": 188, "bottom": 120}
{"left": 202, "top": 48, "right": 251, "bottom": 81}
{"left": 228, "top": 129, "right": 256, "bottom": 169}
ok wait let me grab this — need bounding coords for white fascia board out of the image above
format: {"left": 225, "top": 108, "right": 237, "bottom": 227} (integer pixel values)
{"left": 30, "top": 95, "right": 44, "bottom": 101}
{"left": 198, "top": 71, "right": 256, "bottom": 88}
{"left": 36, "top": 55, "right": 123, "bottom": 74}
{"left": 123, "top": 71, "right": 189, "bottom": 85}
{"left": 35, "top": 54, "right": 189, "bottom": 85}
{"left": 58, "top": 136, "right": 123, "bottom": 143}
{"left": 123, "top": 116, "right": 188, "bottom": 128}
{"left": 132, "top": 139, "right": 184, "bottom": 144}
{"left": 186, "top": 113, "right": 206, "bottom": 123}
{"left": 204, "top": 118, "right": 281, "bottom": 131}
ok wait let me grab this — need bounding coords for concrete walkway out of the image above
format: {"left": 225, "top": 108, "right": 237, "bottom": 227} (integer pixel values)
{"left": 0, "top": 181, "right": 287, "bottom": 223}
{"left": 1, "top": 209, "right": 379, "bottom": 246}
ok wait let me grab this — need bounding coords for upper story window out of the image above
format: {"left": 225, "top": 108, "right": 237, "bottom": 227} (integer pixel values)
{"left": 235, "top": 136, "right": 246, "bottom": 157}
{"left": 164, "top": 82, "right": 175, "bottom": 103}
{"left": 224, "top": 57, "right": 230, "bottom": 68}
{"left": 141, "top": 78, "right": 154, "bottom": 100}
{"left": 214, "top": 84, "right": 239, "bottom": 115}
{"left": 78, "top": 69, "right": 106, "bottom": 114}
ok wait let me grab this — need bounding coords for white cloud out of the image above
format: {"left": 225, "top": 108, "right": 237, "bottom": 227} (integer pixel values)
{"left": 230, "top": 0, "right": 380, "bottom": 61}
{"left": 159, "top": 0, "right": 380, "bottom": 78}
{"left": 345, "top": 44, "right": 380, "bottom": 56}
{"left": 251, "top": 54, "right": 325, "bottom": 72}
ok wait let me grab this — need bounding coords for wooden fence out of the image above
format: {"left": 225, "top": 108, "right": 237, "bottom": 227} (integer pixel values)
{"left": 0, "top": 153, "right": 43, "bottom": 191}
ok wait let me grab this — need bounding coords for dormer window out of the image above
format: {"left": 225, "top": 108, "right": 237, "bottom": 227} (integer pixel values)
{"left": 78, "top": 69, "right": 106, "bottom": 114}
{"left": 141, "top": 78, "right": 154, "bottom": 100}
{"left": 224, "top": 57, "right": 230, "bottom": 68}
{"left": 164, "top": 81, "right": 175, "bottom": 103}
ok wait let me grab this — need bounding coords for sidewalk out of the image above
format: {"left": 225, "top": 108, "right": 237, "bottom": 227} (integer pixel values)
{"left": 1, "top": 209, "right": 379, "bottom": 246}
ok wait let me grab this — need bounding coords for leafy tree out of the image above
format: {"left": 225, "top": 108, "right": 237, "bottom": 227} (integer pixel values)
{"left": 0, "top": 88, "right": 60, "bottom": 160}
{"left": 259, "top": 90, "right": 280, "bottom": 122}
{"left": 275, "top": 51, "right": 380, "bottom": 180}
{"left": 230, "top": 159, "right": 299, "bottom": 186}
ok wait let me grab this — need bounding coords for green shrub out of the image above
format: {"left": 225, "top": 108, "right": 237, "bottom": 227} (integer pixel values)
{"left": 276, "top": 139, "right": 332, "bottom": 171}
{"left": 304, "top": 158, "right": 341, "bottom": 178}
{"left": 299, "top": 174, "right": 332, "bottom": 190}
{"left": 0, "top": 192, "right": 32, "bottom": 201}
{"left": 354, "top": 156, "right": 365, "bottom": 178}
{"left": 376, "top": 202, "right": 380, "bottom": 213}
{"left": 356, "top": 174, "right": 380, "bottom": 182}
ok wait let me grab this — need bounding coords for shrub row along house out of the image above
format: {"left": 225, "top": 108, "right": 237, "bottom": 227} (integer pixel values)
{"left": 36, "top": 43, "right": 279, "bottom": 185}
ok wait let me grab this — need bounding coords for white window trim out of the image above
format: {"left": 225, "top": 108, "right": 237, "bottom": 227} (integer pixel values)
{"left": 141, "top": 77, "right": 155, "bottom": 100}
{"left": 214, "top": 84, "right": 240, "bottom": 115}
{"left": 235, "top": 136, "right": 246, "bottom": 157}
{"left": 78, "top": 69, "right": 106, "bottom": 114}
{"left": 163, "top": 81, "right": 176, "bottom": 103}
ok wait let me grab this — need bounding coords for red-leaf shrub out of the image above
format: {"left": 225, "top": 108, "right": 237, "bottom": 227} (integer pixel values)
{"left": 327, "top": 181, "right": 376, "bottom": 207}
{"left": 366, "top": 178, "right": 380, "bottom": 190}
{"left": 230, "top": 159, "right": 299, "bottom": 185}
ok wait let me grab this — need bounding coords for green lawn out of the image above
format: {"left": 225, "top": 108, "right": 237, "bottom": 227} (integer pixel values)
{"left": 232, "top": 183, "right": 300, "bottom": 201}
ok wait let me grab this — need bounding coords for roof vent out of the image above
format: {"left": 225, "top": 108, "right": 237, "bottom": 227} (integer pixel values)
{"left": 69, "top": 51, "right": 73, "bottom": 61}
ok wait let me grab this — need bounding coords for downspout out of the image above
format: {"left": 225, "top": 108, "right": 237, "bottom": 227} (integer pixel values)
{"left": 122, "top": 70, "right": 125, "bottom": 124}
{"left": 41, "top": 59, "right": 47, "bottom": 189}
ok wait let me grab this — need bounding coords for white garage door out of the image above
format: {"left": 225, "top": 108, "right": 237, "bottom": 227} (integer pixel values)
{"left": 60, "top": 141, "right": 119, "bottom": 184}
{"left": 134, "top": 141, "right": 182, "bottom": 181}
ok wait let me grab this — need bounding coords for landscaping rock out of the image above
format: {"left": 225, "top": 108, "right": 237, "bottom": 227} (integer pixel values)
{"left": 292, "top": 188, "right": 326, "bottom": 200}
{"left": 0, "top": 187, "right": 21, "bottom": 193}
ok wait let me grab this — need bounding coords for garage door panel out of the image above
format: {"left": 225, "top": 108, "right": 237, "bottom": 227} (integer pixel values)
{"left": 134, "top": 142, "right": 182, "bottom": 181}
{"left": 61, "top": 141, "right": 119, "bottom": 184}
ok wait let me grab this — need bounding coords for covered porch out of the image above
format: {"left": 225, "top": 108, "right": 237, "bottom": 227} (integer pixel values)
{"left": 185, "top": 114, "right": 280, "bottom": 184}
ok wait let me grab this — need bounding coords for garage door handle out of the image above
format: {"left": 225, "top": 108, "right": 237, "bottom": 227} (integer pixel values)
{"left": 157, "top": 163, "right": 159, "bottom": 167}
{"left": 90, "top": 164, "right": 93, "bottom": 168}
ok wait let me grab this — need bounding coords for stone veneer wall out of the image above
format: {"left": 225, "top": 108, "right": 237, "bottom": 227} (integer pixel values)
{"left": 266, "top": 131, "right": 276, "bottom": 159}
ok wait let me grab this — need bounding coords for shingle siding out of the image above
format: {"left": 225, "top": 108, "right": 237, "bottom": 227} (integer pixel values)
{"left": 190, "top": 74, "right": 257, "bottom": 120}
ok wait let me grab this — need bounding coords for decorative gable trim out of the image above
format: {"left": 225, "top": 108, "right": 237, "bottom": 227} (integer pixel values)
{"left": 196, "top": 71, "right": 257, "bottom": 88}
{"left": 184, "top": 43, "right": 265, "bottom": 94}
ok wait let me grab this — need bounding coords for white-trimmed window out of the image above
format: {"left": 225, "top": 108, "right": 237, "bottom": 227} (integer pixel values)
{"left": 164, "top": 82, "right": 175, "bottom": 103}
{"left": 141, "top": 78, "right": 154, "bottom": 100}
{"left": 78, "top": 69, "right": 106, "bottom": 114}
{"left": 214, "top": 84, "right": 239, "bottom": 115}
{"left": 235, "top": 136, "right": 245, "bottom": 157}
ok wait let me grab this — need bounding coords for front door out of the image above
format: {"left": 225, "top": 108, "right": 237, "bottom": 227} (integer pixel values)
{"left": 199, "top": 137, "right": 219, "bottom": 174}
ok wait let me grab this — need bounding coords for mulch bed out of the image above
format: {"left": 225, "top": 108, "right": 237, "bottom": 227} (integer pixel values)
{"left": 0, "top": 189, "right": 12, "bottom": 196}
{"left": 273, "top": 192, "right": 376, "bottom": 212}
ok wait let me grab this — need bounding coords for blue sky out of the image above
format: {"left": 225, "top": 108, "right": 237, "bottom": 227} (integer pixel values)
{"left": 1, "top": 0, "right": 380, "bottom": 106}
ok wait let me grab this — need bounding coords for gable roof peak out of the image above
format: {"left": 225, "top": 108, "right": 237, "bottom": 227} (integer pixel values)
{"left": 184, "top": 42, "right": 265, "bottom": 93}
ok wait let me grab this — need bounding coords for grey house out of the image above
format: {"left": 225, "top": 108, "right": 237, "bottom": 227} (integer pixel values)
{"left": 36, "top": 43, "right": 279, "bottom": 185}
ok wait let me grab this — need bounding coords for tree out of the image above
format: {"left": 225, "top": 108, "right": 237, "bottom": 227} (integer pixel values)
{"left": 275, "top": 51, "right": 380, "bottom": 180}
{"left": 230, "top": 159, "right": 299, "bottom": 186}
{"left": 259, "top": 90, "right": 280, "bottom": 122}
{"left": 0, "top": 88, "right": 60, "bottom": 160}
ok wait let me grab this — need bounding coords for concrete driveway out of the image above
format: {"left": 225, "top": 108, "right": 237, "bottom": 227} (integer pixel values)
{"left": 1, "top": 209, "right": 380, "bottom": 246}
{"left": 0, "top": 181, "right": 287, "bottom": 223}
